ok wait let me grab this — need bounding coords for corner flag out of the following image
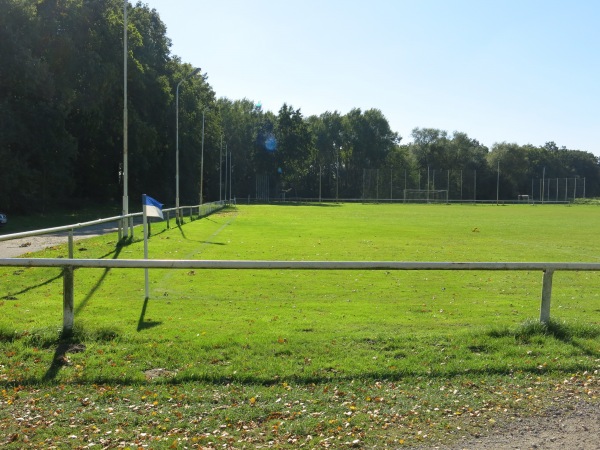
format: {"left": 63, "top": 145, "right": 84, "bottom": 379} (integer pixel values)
{"left": 142, "top": 194, "right": 163, "bottom": 299}
{"left": 143, "top": 194, "right": 163, "bottom": 219}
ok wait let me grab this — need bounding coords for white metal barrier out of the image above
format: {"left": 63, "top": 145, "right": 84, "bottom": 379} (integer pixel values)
{"left": 0, "top": 201, "right": 226, "bottom": 256}
{"left": 1, "top": 258, "right": 599, "bottom": 336}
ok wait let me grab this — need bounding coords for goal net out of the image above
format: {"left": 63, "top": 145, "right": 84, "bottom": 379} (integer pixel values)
{"left": 403, "top": 189, "right": 448, "bottom": 203}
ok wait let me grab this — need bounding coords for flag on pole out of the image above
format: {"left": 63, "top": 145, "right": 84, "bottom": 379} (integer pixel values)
{"left": 142, "top": 194, "right": 163, "bottom": 299}
{"left": 143, "top": 195, "right": 164, "bottom": 219}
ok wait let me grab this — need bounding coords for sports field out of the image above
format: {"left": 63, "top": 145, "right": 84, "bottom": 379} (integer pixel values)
{"left": 1, "top": 203, "right": 599, "bottom": 448}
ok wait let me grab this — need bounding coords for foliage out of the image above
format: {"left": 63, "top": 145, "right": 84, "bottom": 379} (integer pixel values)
{"left": 1, "top": 1, "right": 599, "bottom": 214}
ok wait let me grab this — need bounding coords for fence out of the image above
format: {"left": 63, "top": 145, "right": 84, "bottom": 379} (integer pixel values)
{"left": 0, "top": 201, "right": 226, "bottom": 255}
{"left": 361, "top": 169, "right": 587, "bottom": 204}
{"left": 1, "top": 257, "right": 599, "bottom": 337}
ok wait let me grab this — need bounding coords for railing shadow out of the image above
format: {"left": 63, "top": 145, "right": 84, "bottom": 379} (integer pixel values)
{"left": 74, "top": 242, "right": 125, "bottom": 316}
{"left": 2, "top": 271, "right": 63, "bottom": 299}
{"left": 18, "top": 360, "right": 600, "bottom": 388}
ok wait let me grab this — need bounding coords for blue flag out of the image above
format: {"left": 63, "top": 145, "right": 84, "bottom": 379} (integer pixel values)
{"left": 143, "top": 195, "right": 163, "bottom": 219}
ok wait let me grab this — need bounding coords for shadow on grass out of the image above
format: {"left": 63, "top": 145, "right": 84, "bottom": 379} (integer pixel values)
{"left": 9, "top": 360, "right": 597, "bottom": 389}
{"left": 1, "top": 235, "right": 133, "bottom": 303}
{"left": 267, "top": 202, "right": 342, "bottom": 207}
{"left": 137, "top": 297, "right": 162, "bottom": 331}
{"left": 8, "top": 319, "right": 597, "bottom": 387}
{"left": 74, "top": 241, "right": 126, "bottom": 317}
{"left": 42, "top": 340, "right": 85, "bottom": 382}
{"left": 487, "top": 319, "right": 600, "bottom": 358}
{"left": 176, "top": 222, "right": 187, "bottom": 239}
{"left": 41, "top": 325, "right": 119, "bottom": 382}
{"left": 1, "top": 272, "right": 63, "bottom": 299}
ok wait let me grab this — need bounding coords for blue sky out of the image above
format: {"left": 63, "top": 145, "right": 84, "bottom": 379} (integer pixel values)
{"left": 142, "top": 0, "right": 599, "bottom": 156}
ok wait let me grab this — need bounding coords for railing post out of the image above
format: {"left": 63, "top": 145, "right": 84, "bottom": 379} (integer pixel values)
{"left": 62, "top": 265, "right": 75, "bottom": 337}
{"left": 540, "top": 269, "right": 554, "bottom": 324}
{"left": 129, "top": 216, "right": 134, "bottom": 239}
{"left": 118, "top": 218, "right": 123, "bottom": 241}
{"left": 68, "top": 229, "right": 74, "bottom": 259}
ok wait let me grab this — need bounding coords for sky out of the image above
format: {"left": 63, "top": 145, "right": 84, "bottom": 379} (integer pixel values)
{"left": 142, "top": 0, "right": 600, "bottom": 156}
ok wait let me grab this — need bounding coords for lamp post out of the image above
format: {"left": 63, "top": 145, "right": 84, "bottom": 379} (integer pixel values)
{"left": 175, "top": 67, "right": 201, "bottom": 224}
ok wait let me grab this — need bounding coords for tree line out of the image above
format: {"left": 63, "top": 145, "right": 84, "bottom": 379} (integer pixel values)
{"left": 1, "top": 0, "right": 599, "bottom": 213}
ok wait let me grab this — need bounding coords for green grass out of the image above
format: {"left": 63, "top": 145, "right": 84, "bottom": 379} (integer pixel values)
{"left": 1, "top": 203, "right": 599, "bottom": 448}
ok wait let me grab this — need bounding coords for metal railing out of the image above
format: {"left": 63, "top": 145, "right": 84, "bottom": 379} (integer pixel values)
{"left": 1, "top": 258, "right": 599, "bottom": 336}
{"left": 0, "top": 201, "right": 226, "bottom": 256}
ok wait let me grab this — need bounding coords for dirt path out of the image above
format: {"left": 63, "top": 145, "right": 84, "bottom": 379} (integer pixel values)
{"left": 417, "top": 400, "right": 600, "bottom": 450}
{"left": 0, "top": 222, "right": 121, "bottom": 258}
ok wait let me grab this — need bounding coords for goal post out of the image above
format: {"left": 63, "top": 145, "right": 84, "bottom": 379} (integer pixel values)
{"left": 403, "top": 189, "right": 448, "bottom": 203}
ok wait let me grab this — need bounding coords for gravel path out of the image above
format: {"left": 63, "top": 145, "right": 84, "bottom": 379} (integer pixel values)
{"left": 419, "top": 400, "right": 600, "bottom": 450}
{"left": 0, "top": 222, "right": 121, "bottom": 258}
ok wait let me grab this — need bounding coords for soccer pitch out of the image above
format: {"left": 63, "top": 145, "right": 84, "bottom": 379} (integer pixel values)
{"left": 2, "top": 203, "right": 598, "bottom": 377}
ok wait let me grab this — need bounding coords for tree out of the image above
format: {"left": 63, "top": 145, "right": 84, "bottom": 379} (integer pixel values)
{"left": 275, "top": 104, "right": 314, "bottom": 198}
{"left": 488, "top": 143, "right": 531, "bottom": 199}
{"left": 307, "top": 111, "right": 345, "bottom": 199}
{"left": 343, "top": 108, "right": 399, "bottom": 197}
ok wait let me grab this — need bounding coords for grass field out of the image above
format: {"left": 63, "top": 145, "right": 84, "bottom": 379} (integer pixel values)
{"left": 1, "top": 203, "right": 599, "bottom": 448}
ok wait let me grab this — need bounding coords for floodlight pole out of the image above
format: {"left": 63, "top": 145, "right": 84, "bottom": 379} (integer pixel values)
{"left": 319, "top": 164, "right": 322, "bottom": 202}
{"left": 122, "top": 0, "right": 129, "bottom": 238}
{"left": 200, "top": 109, "right": 206, "bottom": 206}
{"left": 496, "top": 159, "right": 500, "bottom": 205}
{"left": 224, "top": 143, "right": 228, "bottom": 203}
{"left": 219, "top": 134, "right": 223, "bottom": 203}
{"left": 427, "top": 166, "right": 430, "bottom": 203}
{"left": 336, "top": 146, "right": 340, "bottom": 201}
{"left": 175, "top": 67, "right": 201, "bottom": 224}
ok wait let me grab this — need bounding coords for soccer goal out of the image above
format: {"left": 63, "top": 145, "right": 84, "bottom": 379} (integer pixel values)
{"left": 403, "top": 189, "right": 448, "bottom": 203}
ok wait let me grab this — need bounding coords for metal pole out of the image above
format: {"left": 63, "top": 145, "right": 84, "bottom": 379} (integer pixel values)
{"left": 176, "top": 82, "right": 181, "bottom": 222}
{"left": 496, "top": 159, "right": 500, "bottom": 205}
{"left": 122, "top": 0, "right": 129, "bottom": 238}
{"left": 224, "top": 144, "right": 228, "bottom": 203}
{"left": 200, "top": 110, "right": 205, "bottom": 206}
{"left": 143, "top": 195, "right": 149, "bottom": 298}
{"left": 62, "top": 266, "right": 74, "bottom": 337}
{"left": 175, "top": 67, "right": 200, "bottom": 224}
{"left": 336, "top": 150, "right": 339, "bottom": 201}
{"left": 427, "top": 166, "right": 430, "bottom": 202}
{"left": 540, "top": 269, "right": 554, "bottom": 324}
{"left": 542, "top": 167, "right": 545, "bottom": 204}
{"left": 219, "top": 135, "right": 223, "bottom": 203}
{"left": 68, "top": 230, "right": 74, "bottom": 259}
{"left": 319, "top": 164, "right": 322, "bottom": 202}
